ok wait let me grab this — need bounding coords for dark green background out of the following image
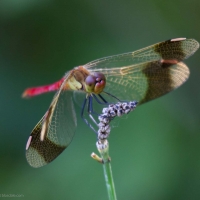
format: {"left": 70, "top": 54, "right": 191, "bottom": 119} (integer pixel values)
{"left": 0, "top": 0, "right": 200, "bottom": 199}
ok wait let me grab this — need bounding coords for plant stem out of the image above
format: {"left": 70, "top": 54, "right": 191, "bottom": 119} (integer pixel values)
{"left": 102, "top": 160, "right": 117, "bottom": 200}
{"left": 97, "top": 140, "right": 117, "bottom": 200}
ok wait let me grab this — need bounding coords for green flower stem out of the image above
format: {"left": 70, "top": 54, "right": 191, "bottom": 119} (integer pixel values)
{"left": 97, "top": 140, "right": 117, "bottom": 200}
{"left": 102, "top": 159, "right": 117, "bottom": 200}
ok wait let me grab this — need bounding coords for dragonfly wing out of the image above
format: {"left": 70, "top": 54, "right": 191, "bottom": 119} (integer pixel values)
{"left": 101, "top": 61, "right": 189, "bottom": 104}
{"left": 85, "top": 38, "right": 199, "bottom": 104}
{"left": 73, "top": 90, "right": 86, "bottom": 108}
{"left": 26, "top": 75, "right": 77, "bottom": 168}
{"left": 85, "top": 38, "right": 199, "bottom": 70}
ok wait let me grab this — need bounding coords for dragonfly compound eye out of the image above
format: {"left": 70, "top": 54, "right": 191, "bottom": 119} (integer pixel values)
{"left": 85, "top": 75, "right": 96, "bottom": 93}
{"left": 93, "top": 72, "right": 106, "bottom": 94}
{"left": 93, "top": 72, "right": 105, "bottom": 81}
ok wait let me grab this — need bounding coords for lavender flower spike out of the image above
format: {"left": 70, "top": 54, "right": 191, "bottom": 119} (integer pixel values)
{"left": 97, "top": 101, "right": 137, "bottom": 140}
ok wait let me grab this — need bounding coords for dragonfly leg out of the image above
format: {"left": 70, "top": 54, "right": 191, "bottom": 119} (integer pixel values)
{"left": 92, "top": 94, "right": 109, "bottom": 105}
{"left": 98, "top": 94, "right": 108, "bottom": 104}
{"left": 87, "top": 96, "right": 111, "bottom": 140}
{"left": 81, "top": 96, "right": 98, "bottom": 134}
{"left": 88, "top": 95, "right": 112, "bottom": 120}
{"left": 103, "top": 91, "right": 122, "bottom": 102}
{"left": 91, "top": 95, "right": 113, "bottom": 121}
{"left": 88, "top": 96, "right": 98, "bottom": 115}
{"left": 87, "top": 96, "right": 99, "bottom": 126}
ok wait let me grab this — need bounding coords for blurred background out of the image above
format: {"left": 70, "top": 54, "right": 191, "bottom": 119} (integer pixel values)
{"left": 0, "top": 0, "right": 200, "bottom": 199}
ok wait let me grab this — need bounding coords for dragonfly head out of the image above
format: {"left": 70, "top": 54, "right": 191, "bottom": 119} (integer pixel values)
{"left": 85, "top": 72, "right": 106, "bottom": 94}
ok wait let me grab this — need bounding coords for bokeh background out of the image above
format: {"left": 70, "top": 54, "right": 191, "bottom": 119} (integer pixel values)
{"left": 0, "top": 0, "right": 200, "bottom": 199}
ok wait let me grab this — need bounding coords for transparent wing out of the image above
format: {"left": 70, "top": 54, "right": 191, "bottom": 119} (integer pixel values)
{"left": 26, "top": 75, "right": 77, "bottom": 168}
{"left": 85, "top": 38, "right": 199, "bottom": 104}
{"left": 85, "top": 38, "right": 198, "bottom": 70}
{"left": 102, "top": 61, "right": 189, "bottom": 104}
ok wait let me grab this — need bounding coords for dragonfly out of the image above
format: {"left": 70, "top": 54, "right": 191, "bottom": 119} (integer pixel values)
{"left": 23, "top": 38, "right": 199, "bottom": 168}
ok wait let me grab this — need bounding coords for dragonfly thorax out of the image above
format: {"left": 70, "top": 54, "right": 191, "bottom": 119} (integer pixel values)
{"left": 84, "top": 72, "right": 106, "bottom": 94}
